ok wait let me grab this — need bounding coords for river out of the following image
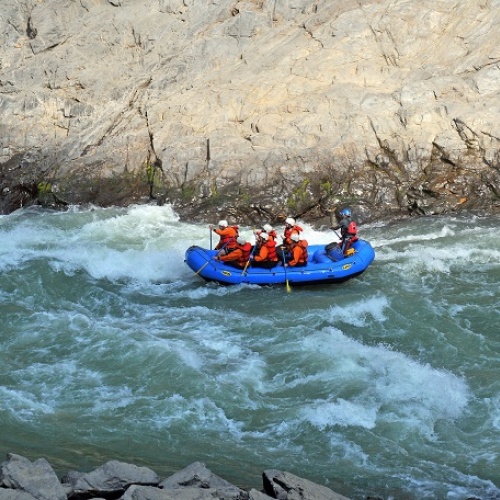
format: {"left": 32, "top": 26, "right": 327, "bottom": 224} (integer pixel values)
{"left": 1, "top": 204, "right": 499, "bottom": 499}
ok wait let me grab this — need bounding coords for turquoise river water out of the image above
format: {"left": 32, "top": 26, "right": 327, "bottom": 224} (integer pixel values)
{"left": 1, "top": 204, "right": 500, "bottom": 499}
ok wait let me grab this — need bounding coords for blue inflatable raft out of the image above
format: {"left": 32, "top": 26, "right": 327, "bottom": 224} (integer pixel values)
{"left": 184, "top": 239, "right": 375, "bottom": 286}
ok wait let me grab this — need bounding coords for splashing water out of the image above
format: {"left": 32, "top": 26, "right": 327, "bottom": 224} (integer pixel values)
{"left": 1, "top": 205, "right": 500, "bottom": 499}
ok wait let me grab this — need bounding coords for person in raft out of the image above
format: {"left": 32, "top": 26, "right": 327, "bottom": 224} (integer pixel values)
{"left": 254, "top": 223, "right": 277, "bottom": 242}
{"left": 251, "top": 232, "right": 279, "bottom": 268}
{"left": 326, "top": 208, "right": 358, "bottom": 255}
{"left": 209, "top": 220, "right": 239, "bottom": 257}
{"left": 285, "top": 233, "right": 309, "bottom": 267}
{"left": 282, "top": 217, "right": 303, "bottom": 253}
{"left": 215, "top": 236, "right": 252, "bottom": 268}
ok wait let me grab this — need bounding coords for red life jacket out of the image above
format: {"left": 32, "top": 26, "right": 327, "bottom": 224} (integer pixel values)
{"left": 238, "top": 242, "right": 252, "bottom": 265}
{"left": 343, "top": 224, "right": 358, "bottom": 254}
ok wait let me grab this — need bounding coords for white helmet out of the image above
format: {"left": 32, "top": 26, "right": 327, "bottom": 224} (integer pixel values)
{"left": 236, "top": 236, "right": 246, "bottom": 245}
{"left": 260, "top": 232, "right": 269, "bottom": 241}
{"left": 285, "top": 217, "right": 295, "bottom": 226}
{"left": 263, "top": 223, "right": 273, "bottom": 233}
{"left": 290, "top": 233, "right": 300, "bottom": 242}
{"left": 218, "top": 220, "right": 228, "bottom": 227}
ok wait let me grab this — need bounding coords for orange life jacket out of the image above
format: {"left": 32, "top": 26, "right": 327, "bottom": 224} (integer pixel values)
{"left": 255, "top": 240, "right": 278, "bottom": 262}
{"left": 289, "top": 239, "right": 308, "bottom": 265}
{"left": 214, "top": 225, "right": 239, "bottom": 250}
{"left": 265, "top": 240, "right": 278, "bottom": 261}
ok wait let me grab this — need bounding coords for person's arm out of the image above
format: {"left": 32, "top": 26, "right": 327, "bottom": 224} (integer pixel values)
{"left": 215, "top": 227, "right": 231, "bottom": 237}
{"left": 220, "top": 248, "right": 242, "bottom": 262}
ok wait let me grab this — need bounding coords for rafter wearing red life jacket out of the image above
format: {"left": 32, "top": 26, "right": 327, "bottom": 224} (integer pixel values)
{"left": 342, "top": 221, "right": 358, "bottom": 254}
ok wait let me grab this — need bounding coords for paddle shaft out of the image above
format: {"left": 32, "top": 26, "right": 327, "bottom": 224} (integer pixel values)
{"left": 281, "top": 248, "right": 291, "bottom": 292}
{"left": 195, "top": 261, "right": 209, "bottom": 275}
{"left": 242, "top": 242, "right": 258, "bottom": 276}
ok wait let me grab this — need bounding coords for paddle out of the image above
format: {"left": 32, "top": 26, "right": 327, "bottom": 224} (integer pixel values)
{"left": 209, "top": 226, "right": 213, "bottom": 250}
{"left": 242, "top": 241, "right": 258, "bottom": 276}
{"left": 195, "top": 261, "right": 209, "bottom": 275}
{"left": 281, "top": 248, "right": 292, "bottom": 293}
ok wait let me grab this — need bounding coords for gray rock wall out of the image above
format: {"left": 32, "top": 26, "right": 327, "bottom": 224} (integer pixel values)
{"left": 1, "top": 0, "right": 500, "bottom": 223}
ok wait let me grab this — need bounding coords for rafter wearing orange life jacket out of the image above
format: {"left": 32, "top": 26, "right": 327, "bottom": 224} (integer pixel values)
{"left": 283, "top": 217, "right": 303, "bottom": 249}
{"left": 252, "top": 232, "right": 279, "bottom": 268}
{"left": 219, "top": 237, "right": 252, "bottom": 267}
{"left": 211, "top": 220, "right": 239, "bottom": 251}
{"left": 287, "top": 234, "right": 309, "bottom": 267}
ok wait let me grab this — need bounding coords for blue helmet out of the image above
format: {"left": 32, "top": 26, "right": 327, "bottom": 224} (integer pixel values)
{"left": 339, "top": 208, "right": 351, "bottom": 218}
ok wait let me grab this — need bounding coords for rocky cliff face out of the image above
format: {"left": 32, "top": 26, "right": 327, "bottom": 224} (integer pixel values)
{"left": 1, "top": 0, "right": 500, "bottom": 224}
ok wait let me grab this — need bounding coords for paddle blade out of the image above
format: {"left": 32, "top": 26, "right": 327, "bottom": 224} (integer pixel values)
{"left": 286, "top": 279, "right": 292, "bottom": 293}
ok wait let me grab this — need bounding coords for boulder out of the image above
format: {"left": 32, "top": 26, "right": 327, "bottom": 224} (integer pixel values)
{"left": 121, "top": 485, "right": 230, "bottom": 499}
{"left": 248, "top": 489, "right": 274, "bottom": 500}
{"left": 62, "top": 460, "right": 159, "bottom": 498}
{"left": 0, "top": 454, "right": 66, "bottom": 500}
{"left": 262, "top": 470, "right": 350, "bottom": 500}
{"left": 160, "top": 462, "right": 248, "bottom": 500}
{"left": 0, "top": 490, "right": 38, "bottom": 500}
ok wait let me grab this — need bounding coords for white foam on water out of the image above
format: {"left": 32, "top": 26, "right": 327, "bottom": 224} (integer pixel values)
{"left": 486, "top": 395, "right": 500, "bottom": 432}
{"left": 2, "top": 360, "right": 104, "bottom": 421}
{"left": 327, "top": 294, "right": 389, "bottom": 327}
{"left": 376, "top": 240, "right": 500, "bottom": 277}
{"left": 0, "top": 204, "right": 198, "bottom": 282}
{"left": 396, "top": 469, "right": 500, "bottom": 500}
{"left": 305, "top": 398, "right": 379, "bottom": 429}
{"left": 149, "top": 395, "right": 245, "bottom": 438}
{"left": 373, "top": 224, "right": 457, "bottom": 248}
{"left": 296, "top": 329, "right": 469, "bottom": 435}
{"left": 0, "top": 386, "right": 55, "bottom": 420}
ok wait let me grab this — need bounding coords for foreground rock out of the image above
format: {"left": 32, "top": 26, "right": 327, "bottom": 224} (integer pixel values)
{"left": 0, "top": 455, "right": 350, "bottom": 500}
{"left": 1, "top": 0, "right": 500, "bottom": 223}
{"left": 61, "top": 460, "right": 160, "bottom": 498}
{"left": 262, "top": 470, "right": 350, "bottom": 500}
{"left": 0, "top": 454, "right": 66, "bottom": 500}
